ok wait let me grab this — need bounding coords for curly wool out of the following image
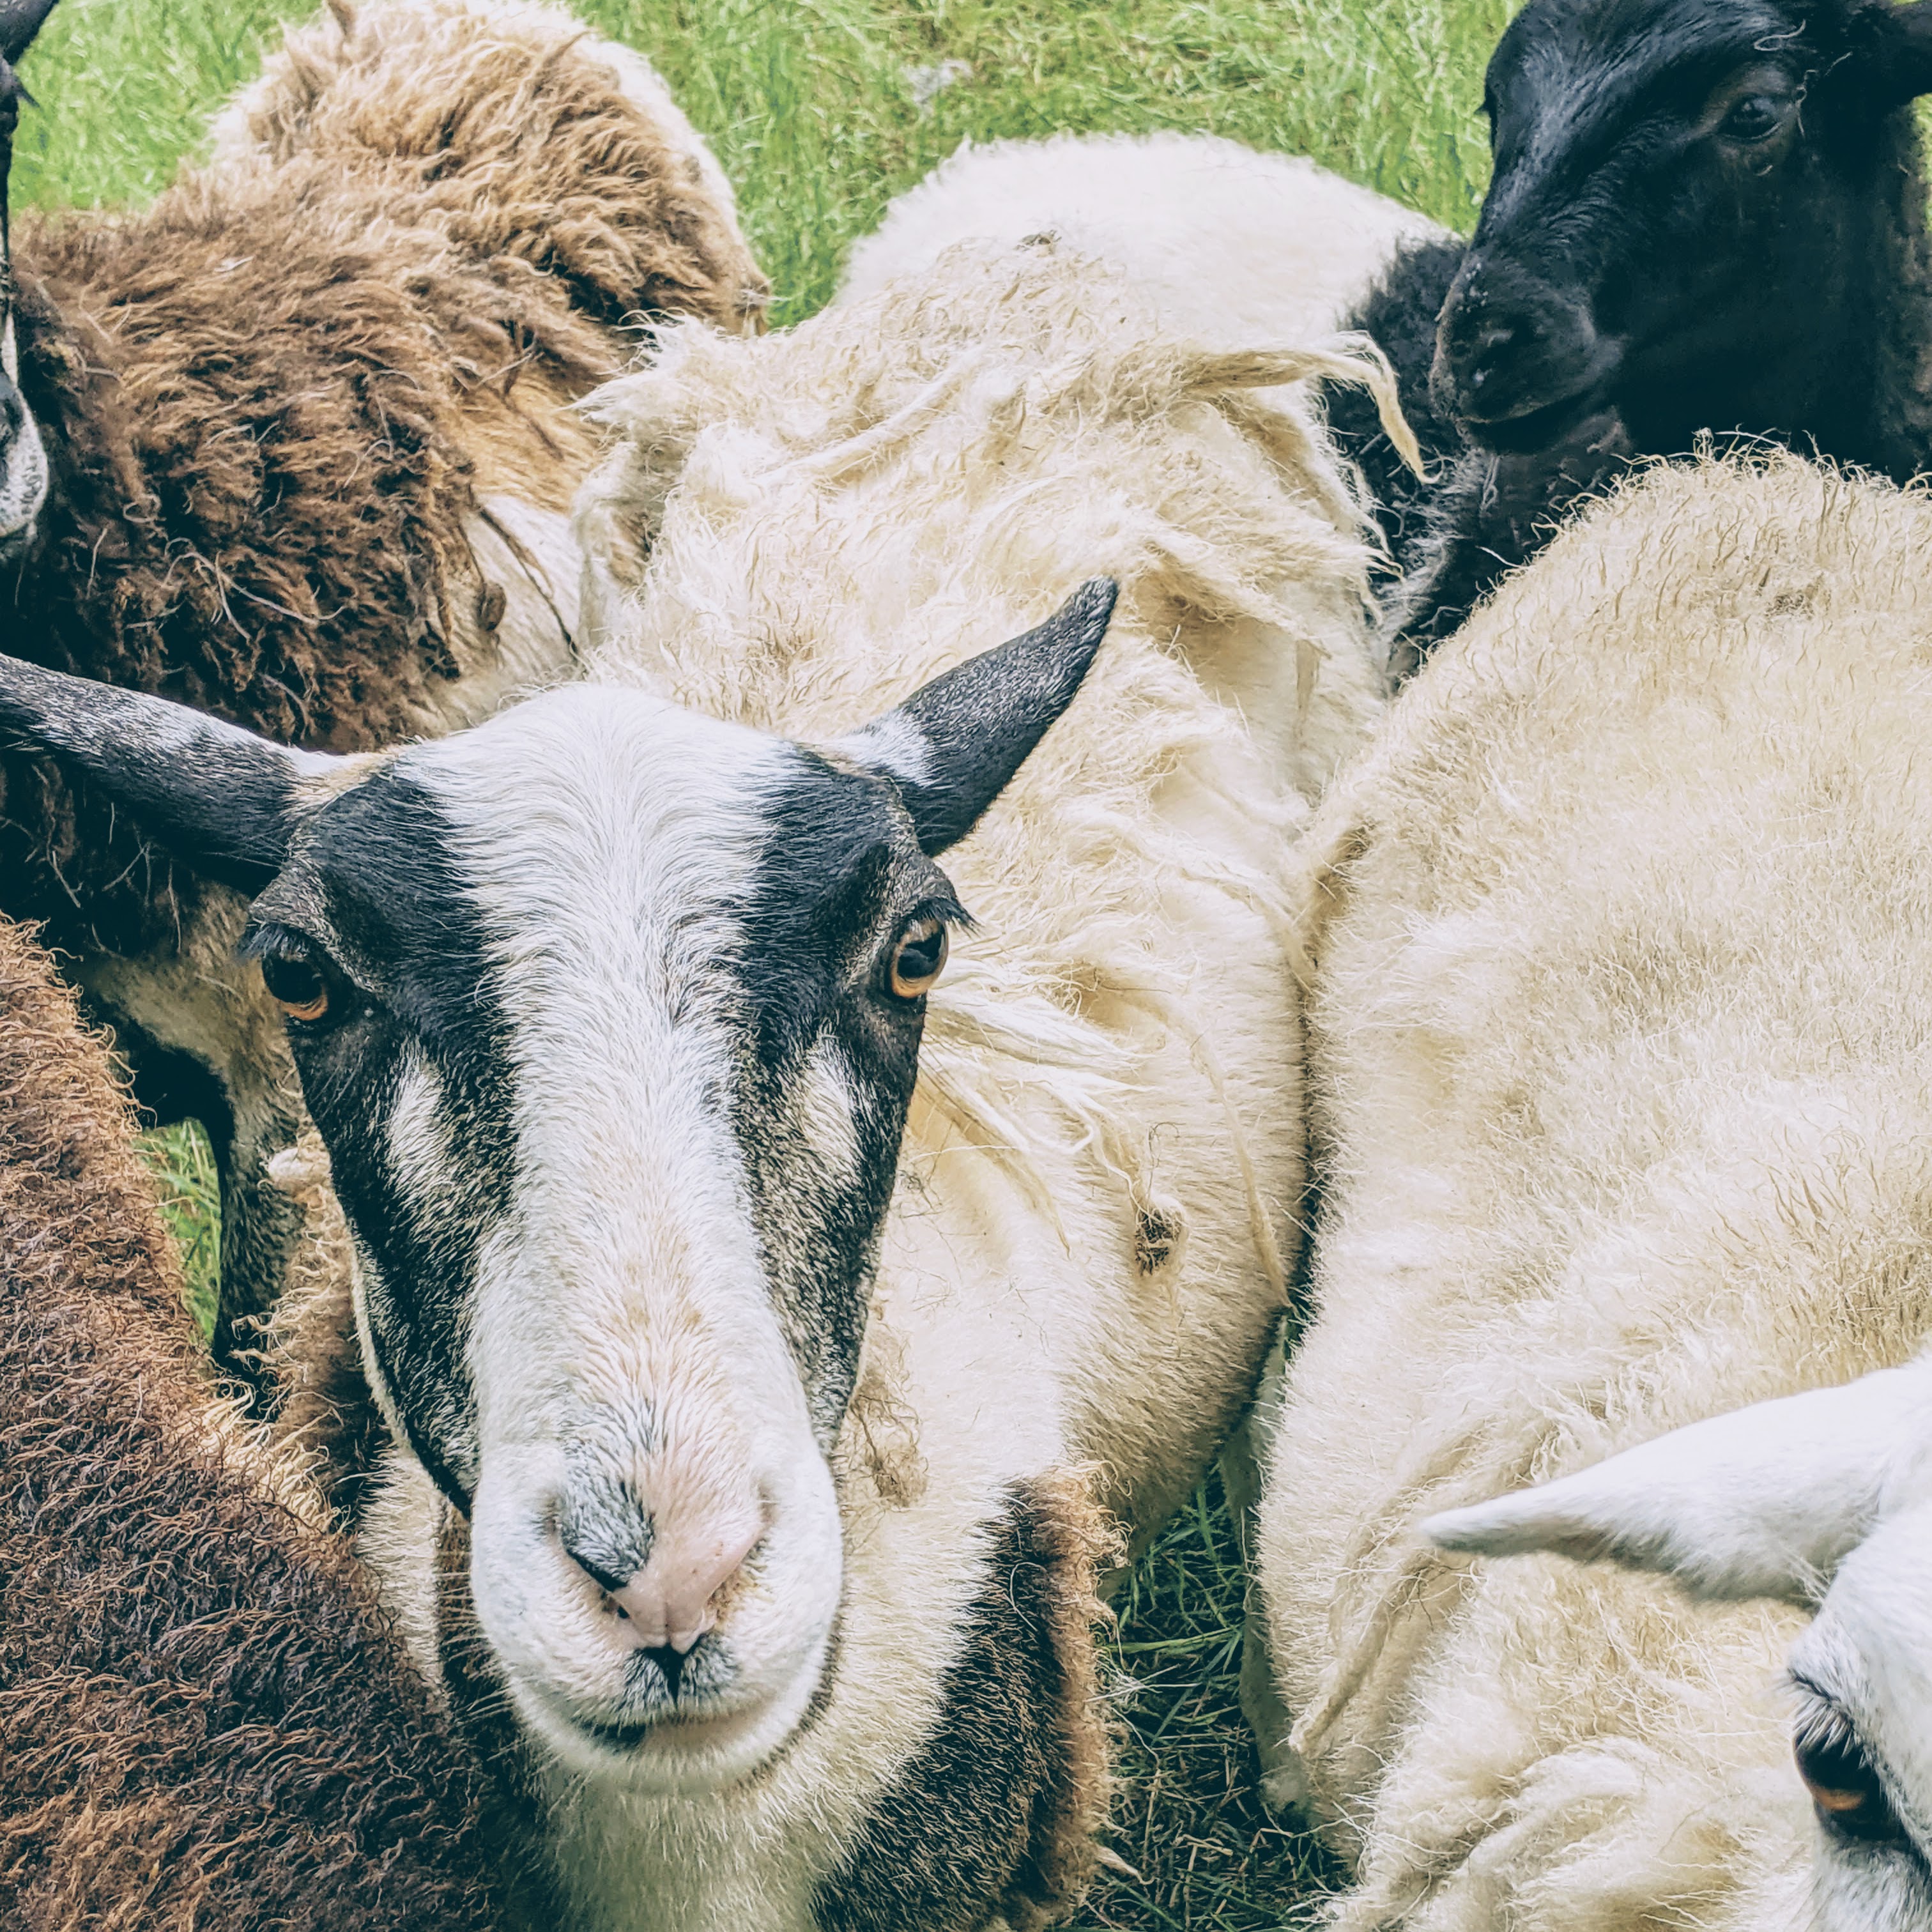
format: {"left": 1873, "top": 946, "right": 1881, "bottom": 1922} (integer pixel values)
{"left": 1257, "top": 452, "right": 1932, "bottom": 1928}
{"left": 3, "top": 0, "right": 766, "bottom": 963}
{"left": 0, "top": 914, "right": 541, "bottom": 1932}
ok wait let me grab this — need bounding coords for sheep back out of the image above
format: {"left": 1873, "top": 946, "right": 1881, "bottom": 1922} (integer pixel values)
{"left": 0, "top": 914, "right": 539, "bottom": 1929}
{"left": 1259, "top": 452, "right": 1932, "bottom": 1926}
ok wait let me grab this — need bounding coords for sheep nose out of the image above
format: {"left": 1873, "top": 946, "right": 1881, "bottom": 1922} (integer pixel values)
{"left": 1466, "top": 322, "right": 1522, "bottom": 391}
{"left": 566, "top": 1510, "right": 762, "bottom": 1655}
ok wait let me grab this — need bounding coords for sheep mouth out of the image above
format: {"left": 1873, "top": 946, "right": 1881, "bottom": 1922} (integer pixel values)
{"left": 525, "top": 1628, "right": 838, "bottom": 1782}
{"left": 1457, "top": 378, "right": 1614, "bottom": 454}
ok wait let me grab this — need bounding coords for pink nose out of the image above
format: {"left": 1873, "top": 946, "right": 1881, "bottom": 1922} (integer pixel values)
{"left": 599, "top": 1514, "right": 762, "bottom": 1655}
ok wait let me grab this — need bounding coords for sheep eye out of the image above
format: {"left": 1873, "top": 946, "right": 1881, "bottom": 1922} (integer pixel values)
{"left": 1794, "top": 1706, "right": 1909, "bottom": 1846}
{"left": 887, "top": 916, "right": 949, "bottom": 1001}
{"left": 261, "top": 953, "right": 331, "bottom": 1023}
{"left": 1722, "top": 93, "right": 1787, "bottom": 142}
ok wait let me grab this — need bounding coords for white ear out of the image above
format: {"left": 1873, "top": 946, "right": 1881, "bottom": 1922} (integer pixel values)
{"left": 1422, "top": 1358, "right": 1932, "bottom": 1606}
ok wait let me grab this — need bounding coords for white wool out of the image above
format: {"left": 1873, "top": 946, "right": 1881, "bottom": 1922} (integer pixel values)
{"left": 1256, "top": 452, "right": 1932, "bottom": 1928}
{"left": 836, "top": 132, "right": 1447, "bottom": 349}
{"left": 463, "top": 238, "right": 1392, "bottom": 1924}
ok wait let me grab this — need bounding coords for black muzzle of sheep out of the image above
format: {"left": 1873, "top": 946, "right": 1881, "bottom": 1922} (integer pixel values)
{"left": 0, "top": 0, "right": 54, "bottom": 562}
{"left": 1432, "top": 0, "right": 1932, "bottom": 463}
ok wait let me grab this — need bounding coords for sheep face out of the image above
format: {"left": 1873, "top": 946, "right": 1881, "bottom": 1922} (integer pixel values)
{"left": 0, "top": 578, "right": 1116, "bottom": 1791}
{"left": 1431, "top": 0, "right": 1932, "bottom": 460}
{"left": 1427, "top": 1360, "right": 1932, "bottom": 1929}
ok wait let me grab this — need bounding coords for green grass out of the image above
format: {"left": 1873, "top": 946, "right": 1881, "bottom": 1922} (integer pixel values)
{"left": 22, "top": 0, "right": 1512, "bottom": 1921}
{"left": 17, "top": 0, "right": 1506, "bottom": 318}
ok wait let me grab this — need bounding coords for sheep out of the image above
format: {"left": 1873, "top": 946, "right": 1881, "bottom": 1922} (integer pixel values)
{"left": 0, "top": 908, "right": 549, "bottom": 1931}
{"left": 1252, "top": 451, "right": 1932, "bottom": 1929}
{"left": 835, "top": 130, "right": 1447, "bottom": 350}
{"left": 0, "top": 239, "right": 1400, "bottom": 1930}
{"left": 1327, "top": 0, "right": 1932, "bottom": 673}
{"left": 1426, "top": 1354, "right": 1932, "bottom": 1931}
{"left": 0, "top": 0, "right": 766, "bottom": 1376}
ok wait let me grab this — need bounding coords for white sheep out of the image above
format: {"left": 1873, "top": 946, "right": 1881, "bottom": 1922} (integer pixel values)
{"left": 836, "top": 130, "right": 1446, "bottom": 349}
{"left": 1254, "top": 452, "right": 1932, "bottom": 1929}
{"left": 0, "top": 239, "right": 1398, "bottom": 1930}
{"left": 2, "top": 0, "right": 764, "bottom": 1369}
{"left": 1427, "top": 1354, "right": 1932, "bottom": 1931}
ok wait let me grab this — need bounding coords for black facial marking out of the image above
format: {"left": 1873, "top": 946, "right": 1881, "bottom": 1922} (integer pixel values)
{"left": 729, "top": 747, "right": 965, "bottom": 1443}
{"left": 244, "top": 767, "right": 518, "bottom": 1510}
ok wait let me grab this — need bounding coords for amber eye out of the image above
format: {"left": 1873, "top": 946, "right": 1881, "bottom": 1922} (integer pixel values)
{"left": 261, "top": 953, "right": 330, "bottom": 1023}
{"left": 1795, "top": 1706, "right": 1909, "bottom": 1846}
{"left": 1722, "top": 93, "right": 1788, "bottom": 142}
{"left": 887, "top": 916, "right": 949, "bottom": 1000}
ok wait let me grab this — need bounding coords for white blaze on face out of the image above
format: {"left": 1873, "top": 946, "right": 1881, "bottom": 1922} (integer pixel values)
{"left": 0, "top": 312, "right": 49, "bottom": 546}
{"left": 415, "top": 686, "right": 847, "bottom": 1788}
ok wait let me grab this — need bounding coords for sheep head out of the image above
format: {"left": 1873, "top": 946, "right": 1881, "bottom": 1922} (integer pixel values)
{"left": 1426, "top": 1358, "right": 1932, "bottom": 1932}
{"left": 1430, "top": 0, "right": 1932, "bottom": 469}
{"left": 0, "top": 578, "right": 1117, "bottom": 1790}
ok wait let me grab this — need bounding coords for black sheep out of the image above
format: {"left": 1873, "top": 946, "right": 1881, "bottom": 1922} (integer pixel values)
{"left": 1324, "top": 0, "right": 1932, "bottom": 676}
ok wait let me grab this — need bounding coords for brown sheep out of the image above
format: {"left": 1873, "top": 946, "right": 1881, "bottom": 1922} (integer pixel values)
{"left": 0, "top": 0, "right": 767, "bottom": 1374}
{"left": 0, "top": 907, "right": 553, "bottom": 1929}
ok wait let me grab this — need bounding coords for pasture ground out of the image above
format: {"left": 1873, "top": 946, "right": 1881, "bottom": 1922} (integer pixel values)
{"left": 20, "top": 0, "right": 1507, "bottom": 1922}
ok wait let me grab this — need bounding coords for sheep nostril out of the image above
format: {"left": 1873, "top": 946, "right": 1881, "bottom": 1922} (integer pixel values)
{"left": 563, "top": 1540, "right": 633, "bottom": 1599}
{"left": 1468, "top": 323, "right": 1522, "bottom": 387}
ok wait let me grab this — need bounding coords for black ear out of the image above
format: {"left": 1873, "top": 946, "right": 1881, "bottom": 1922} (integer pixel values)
{"left": 837, "top": 578, "right": 1118, "bottom": 857}
{"left": 0, "top": 652, "right": 335, "bottom": 891}
{"left": 1856, "top": 1, "right": 1932, "bottom": 105}
{"left": 0, "top": 0, "right": 59, "bottom": 71}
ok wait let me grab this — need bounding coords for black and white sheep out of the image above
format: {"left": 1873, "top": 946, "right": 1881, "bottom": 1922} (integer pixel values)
{"left": 1257, "top": 452, "right": 1932, "bottom": 1928}
{"left": 0, "top": 0, "right": 765, "bottom": 1370}
{"left": 0, "top": 910, "right": 545, "bottom": 1932}
{"left": 0, "top": 241, "right": 1399, "bottom": 1931}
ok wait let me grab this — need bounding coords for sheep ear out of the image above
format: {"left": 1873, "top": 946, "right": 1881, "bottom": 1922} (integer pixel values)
{"left": 0, "top": 0, "right": 57, "bottom": 74}
{"left": 1421, "top": 1360, "right": 1932, "bottom": 1606}
{"left": 1860, "top": 1, "right": 1932, "bottom": 103}
{"left": 0, "top": 652, "right": 337, "bottom": 893}
{"left": 836, "top": 577, "right": 1118, "bottom": 857}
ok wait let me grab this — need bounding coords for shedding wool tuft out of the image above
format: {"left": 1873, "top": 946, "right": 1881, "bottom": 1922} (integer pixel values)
{"left": 0, "top": 916, "right": 543, "bottom": 1932}
{"left": 1257, "top": 451, "right": 1932, "bottom": 1929}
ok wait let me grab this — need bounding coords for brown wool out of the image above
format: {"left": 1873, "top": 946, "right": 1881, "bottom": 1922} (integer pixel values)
{"left": 0, "top": 914, "right": 546, "bottom": 1930}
